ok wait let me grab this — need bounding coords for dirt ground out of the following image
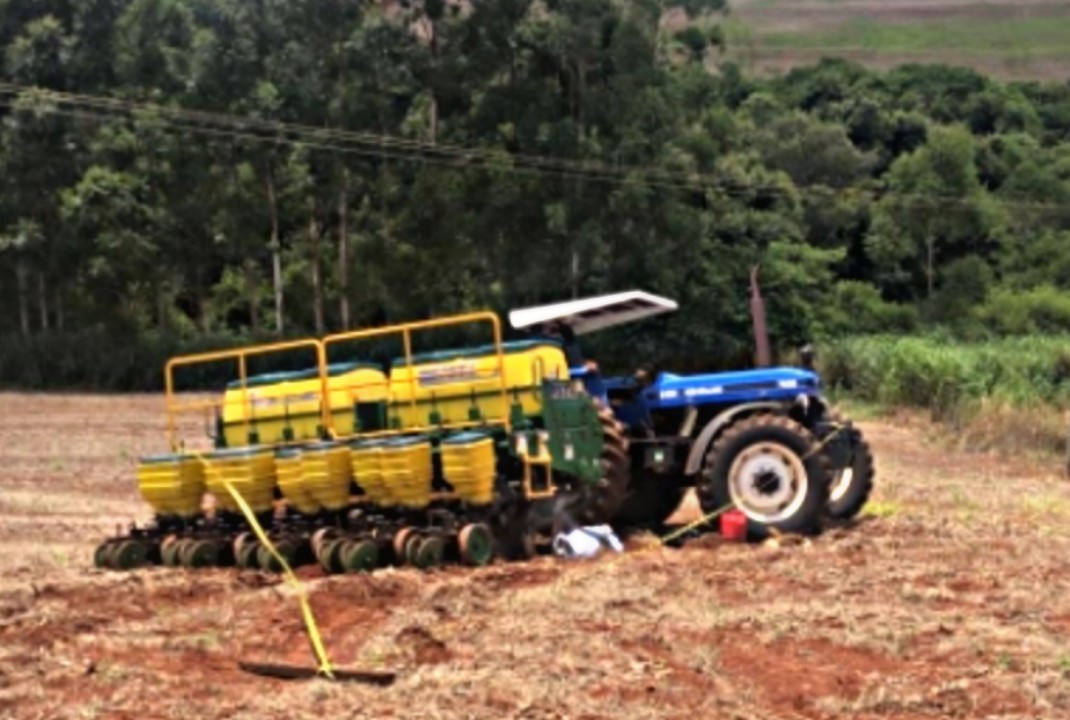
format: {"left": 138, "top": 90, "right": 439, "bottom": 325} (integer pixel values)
{"left": 1, "top": 393, "right": 1070, "bottom": 719}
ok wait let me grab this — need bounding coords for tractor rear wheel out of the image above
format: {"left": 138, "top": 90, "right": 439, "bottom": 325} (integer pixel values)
{"left": 595, "top": 403, "right": 632, "bottom": 520}
{"left": 699, "top": 413, "right": 830, "bottom": 539}
{"left": 567, "top": 401, "right": 631, "bottom": 527}
{"left": 824, "top": 411, "right": 875, "bottom": 521}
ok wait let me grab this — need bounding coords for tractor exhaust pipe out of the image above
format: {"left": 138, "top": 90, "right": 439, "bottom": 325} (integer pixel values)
{"left": 750, "top": 265, "right": 771, "bottom": 368}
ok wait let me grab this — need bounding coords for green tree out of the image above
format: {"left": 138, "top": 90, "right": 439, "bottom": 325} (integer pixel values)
{"left": 867, "top": 125, "right": 1003, "bottom": 305}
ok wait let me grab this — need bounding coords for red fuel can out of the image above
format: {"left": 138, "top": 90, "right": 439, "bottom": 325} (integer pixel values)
{"left": 720, "top": 510, "right": 748, "bottom": 542}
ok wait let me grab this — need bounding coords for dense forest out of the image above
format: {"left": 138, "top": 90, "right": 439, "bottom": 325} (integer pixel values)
{"left": 1, "top": 0, "right": 1070, "bottom": 390}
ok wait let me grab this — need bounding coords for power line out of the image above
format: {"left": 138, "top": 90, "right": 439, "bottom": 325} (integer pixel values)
{"left": 0, "top": 82, "right": 696, "bottom": 187}
{"left": 1, "top": 82, "right": 1068, "bottom": 215}
{"left": 0, "top": 100, "right": 713, "bottom": 194}
{"left": 6, "top": 94, "right": 1063, "bottom": 216}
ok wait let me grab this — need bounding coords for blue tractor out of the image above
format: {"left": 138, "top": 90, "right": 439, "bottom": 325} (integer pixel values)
{"left": 508, "top": 289, "right": 875, "bottom": 539}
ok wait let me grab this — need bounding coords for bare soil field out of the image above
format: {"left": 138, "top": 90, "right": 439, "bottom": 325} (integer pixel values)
{"left": 718, "top": 0, "right": 1070, "bottom": 81}
{"left": 2, "top": 393, "right": 1070, "bottom": 719}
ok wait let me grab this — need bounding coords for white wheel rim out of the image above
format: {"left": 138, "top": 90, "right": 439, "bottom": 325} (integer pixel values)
{"left": 830, "top": 468, "right": 854, "bottom": 503}
{"left": 726, "top": 441, "right": 809, "bottom": 524}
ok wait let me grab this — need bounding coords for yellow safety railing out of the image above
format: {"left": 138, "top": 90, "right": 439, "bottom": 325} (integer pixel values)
{"left": 514, "top": 430, "right": 557, "bottom": 500}
{"left": 530, "top": 356, "right": 548, "bottom": 403}
{"left": 163, "top": 311, "right": 514, "bottom": 452}
{"left": 165, "top": 339, "right": 328, "bottom": 452}
{"left": 321, "top": 311, "right": 512, "bottom": 439}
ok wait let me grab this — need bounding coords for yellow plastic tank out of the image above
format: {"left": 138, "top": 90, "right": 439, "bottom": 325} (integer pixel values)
{"left": 276, "top": 447, "right": 318, "bottom": 515}
{"left": 350, "top": 439, "right": 392, "bottom": 506}
{"left": 388, "top": 340, "right": 568, "bottom": 429}
{"left": 299, "top": 441, "right": 352, "bottom": 512}
{"left": 203, "top": 447, "right": 277, "bottom": 515}
{"left": 220, "top": 361, "right": 389, "bottom": 447}
{"left": 441, "top": 431, "right": 497, "bottom": 505}
{"left": 136, "top": 454, "right": 206, "bottom": 518}
{"left": 381, "top": 436, "right": 433, "bottom": 509}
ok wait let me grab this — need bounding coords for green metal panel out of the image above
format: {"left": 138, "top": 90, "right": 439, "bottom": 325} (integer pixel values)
{"left": 538, "top": 381, "right": 604, "bottom": 485}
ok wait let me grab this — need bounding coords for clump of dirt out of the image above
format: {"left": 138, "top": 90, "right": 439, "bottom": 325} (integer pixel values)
{"left": 394, "top": 625, "right": 452, "bottom": 665}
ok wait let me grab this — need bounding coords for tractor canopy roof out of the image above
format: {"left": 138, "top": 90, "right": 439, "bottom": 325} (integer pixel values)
{"left": 508, "top": 290, "right": 678, "bottom": 336}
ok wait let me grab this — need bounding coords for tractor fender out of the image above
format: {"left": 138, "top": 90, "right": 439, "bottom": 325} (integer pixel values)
{"left": 683, "top": 401, "right": 786, "bottom": 476}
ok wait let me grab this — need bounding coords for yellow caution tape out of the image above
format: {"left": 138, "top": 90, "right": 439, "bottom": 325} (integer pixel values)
{"left": 660, "top": 500, "right": 735, "bottom": 545}
{"left": 802, "top": 421, "right": 845, "bottom": 460}
{"left": 190, "top": 451, "right": 336, "bottom": 680}
{"left": 660, "top": 420, "right": 847, "bottom": 545}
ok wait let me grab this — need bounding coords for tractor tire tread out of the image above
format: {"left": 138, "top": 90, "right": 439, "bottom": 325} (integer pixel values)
{"left": 825, "top": 408, "right": 876, "bottom": 520}
{"left": 593, "top": 404, "right": 631, "bottom": 523}
{"left": 700, "top": 412, "right": 831, "bottom": 539}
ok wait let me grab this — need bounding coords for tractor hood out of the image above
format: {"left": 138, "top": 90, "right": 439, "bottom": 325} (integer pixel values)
{"left": 646, "top": 366, "right": 821, "bottom": 408}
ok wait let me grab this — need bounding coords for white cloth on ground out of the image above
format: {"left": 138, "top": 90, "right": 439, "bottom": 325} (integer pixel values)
{"left": 552, "top": 524, "right": 624, "bottom": 559}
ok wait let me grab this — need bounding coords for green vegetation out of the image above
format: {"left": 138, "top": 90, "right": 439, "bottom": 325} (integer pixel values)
{"left": 758, "top": 17, "right": 1070, "bottom": 58}
{"left": 822, "top": 335, "right": 1070, "bottom": 414}
{"left": 723, "top": 1, "right": 1070, "bottom": 80}
{"left": 821, "top": 335, "right": 1070, "bottom": 456}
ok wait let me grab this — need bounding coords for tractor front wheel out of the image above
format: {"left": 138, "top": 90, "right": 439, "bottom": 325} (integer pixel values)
{"left": 824, "top": 412, "right": 876, "bottom": 521}
{"left": 699, "top": 413, "right": 830, "bottom": 539}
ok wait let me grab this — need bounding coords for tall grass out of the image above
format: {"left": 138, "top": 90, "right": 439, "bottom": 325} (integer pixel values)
{"left": 820, "top": 334, "right": 1070, "bottom": 455}
{"left": 822, "top": 334, "right": 1070, "bottom": 413}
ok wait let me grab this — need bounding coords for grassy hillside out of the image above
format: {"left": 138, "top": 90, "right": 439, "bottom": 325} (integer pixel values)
{"left": 722, "top": 0, "right": 1070, "bottom": 81}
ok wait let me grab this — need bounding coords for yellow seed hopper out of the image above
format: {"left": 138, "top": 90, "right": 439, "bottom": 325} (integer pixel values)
{"left": 220, "top": 361, "right": 388, "bottom": 447}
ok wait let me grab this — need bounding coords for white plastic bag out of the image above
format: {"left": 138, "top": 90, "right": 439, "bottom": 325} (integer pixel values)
{"left": 552, "top": 524, "right": 624, "bottom": 559}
